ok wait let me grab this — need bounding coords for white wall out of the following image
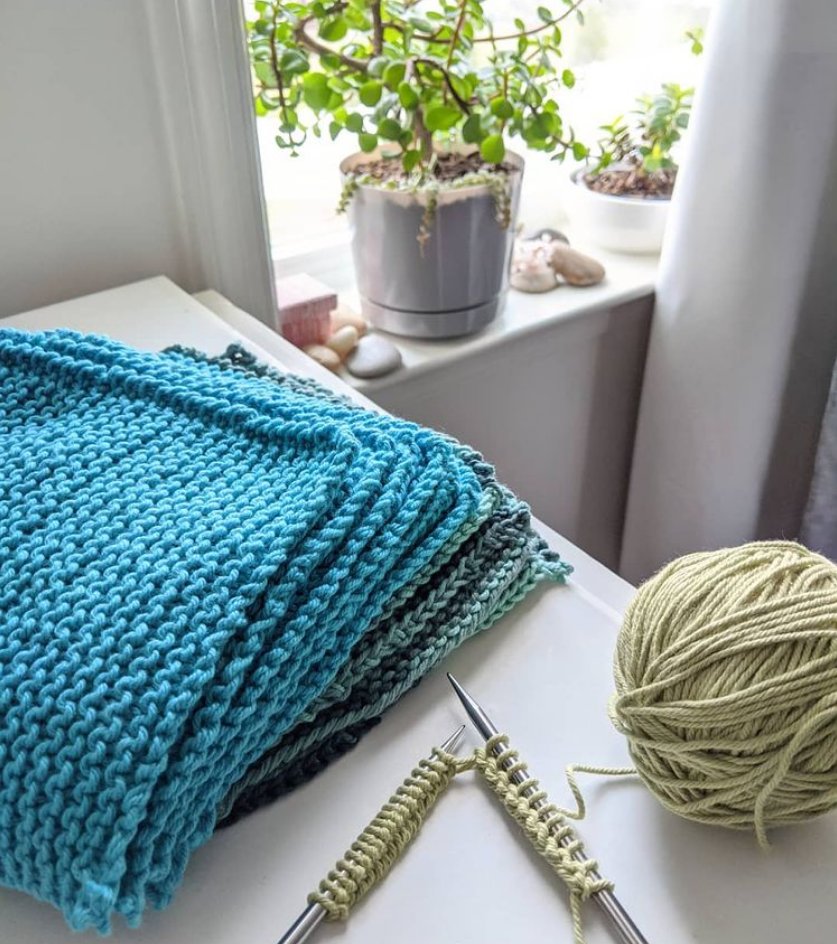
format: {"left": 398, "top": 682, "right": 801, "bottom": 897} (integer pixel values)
{"left": 0, "top": 1, "right": 275, "bottom": 322}
{"left": 368, "top": 295, "right": 653, "bottom": 572}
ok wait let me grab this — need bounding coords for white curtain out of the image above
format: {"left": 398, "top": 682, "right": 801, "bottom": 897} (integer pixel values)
{"left": 801, "top": 359, "right": 837, "bottom": 560}
{"left": 620, "top": 0, "right": 837, "bottom": 582}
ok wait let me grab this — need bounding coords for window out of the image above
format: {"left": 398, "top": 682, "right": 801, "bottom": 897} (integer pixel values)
{"left": 249, "top": 0, "right": 713, "bottom": 264}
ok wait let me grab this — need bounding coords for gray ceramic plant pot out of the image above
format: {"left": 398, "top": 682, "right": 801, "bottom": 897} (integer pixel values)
{"left": 340, "top": 150, "right": 524, "bottom": 338}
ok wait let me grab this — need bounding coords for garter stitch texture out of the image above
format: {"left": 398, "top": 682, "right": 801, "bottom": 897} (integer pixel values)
{"left": 162, "top": 348, "right": 569, "bottom": 823}
{"left": 0, "top": 331, "right": 569, "bottom": 931}
{"left": 309, "top": 735, "right": 609, "bottom": 944}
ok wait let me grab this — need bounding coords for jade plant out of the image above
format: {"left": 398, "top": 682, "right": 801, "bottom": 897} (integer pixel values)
{"left": 586, "top": 28, "right": 703, "bottom": 198}
{"left": 247, "top": 0, "right": 589, "bottom": 185}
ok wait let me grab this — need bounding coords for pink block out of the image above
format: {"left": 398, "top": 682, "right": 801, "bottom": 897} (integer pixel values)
{"left": 276, "top": 274, "right": 337, "bottom": 348}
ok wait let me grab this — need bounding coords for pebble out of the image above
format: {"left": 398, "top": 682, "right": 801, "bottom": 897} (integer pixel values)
{"left": 303, "top": 343, "right": 341, "bottom": 372}
{"left": 330, "top": 305, "right": 368, "bottom": 337}
{"left": 345, "top": 334, "right": 402, "bottom": 379}
{"left": 549, "top": 243, "right": 606, "bottom": 287}
{"left": 326, "top": 324, "right": 360, "bottom": 358}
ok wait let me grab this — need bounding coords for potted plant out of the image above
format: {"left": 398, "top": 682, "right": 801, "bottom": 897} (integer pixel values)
{"left": 566, "top": 29, "right": 703, "bottom": 254}
{"left": 248, "top": 0, "right": 587, "bottom": 338}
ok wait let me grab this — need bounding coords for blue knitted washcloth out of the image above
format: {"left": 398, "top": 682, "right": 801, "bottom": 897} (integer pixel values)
{"left": 160, "top": 346, "right": 570, "bottom": 824}
{"left": 0, "top": 329, "right": 482, "bottom": 931}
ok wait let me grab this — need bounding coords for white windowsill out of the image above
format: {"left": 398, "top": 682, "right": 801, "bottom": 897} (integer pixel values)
{"left": 203, "top": 238, "right": 659, "bottom": 393}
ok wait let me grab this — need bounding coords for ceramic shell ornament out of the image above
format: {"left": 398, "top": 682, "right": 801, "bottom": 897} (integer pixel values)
{"left": 510, "top": 238, "right": 557, "bottom": 293}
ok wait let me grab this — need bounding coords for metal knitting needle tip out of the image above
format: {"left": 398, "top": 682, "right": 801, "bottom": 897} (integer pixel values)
{"left": 446, "top": 673, "right": 650, "bottom": 944}
{"left": 447, "top": 673, "right": 497, "bottom": 740}
{"left": 275, "top": 723, "right": 465, "bottom": 944}
{"left": 440, "top": 723, "right": 466, "bottom": 754}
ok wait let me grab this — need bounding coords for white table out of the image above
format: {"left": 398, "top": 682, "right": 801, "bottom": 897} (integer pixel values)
{"left": 1, "top": 277, "right": 834, "bottom": 944}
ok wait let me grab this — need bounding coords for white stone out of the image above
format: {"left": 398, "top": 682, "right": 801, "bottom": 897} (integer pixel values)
{"left": 330, "top": 305, "right": 368, "bottom": 336}
{"left": 345, "top": 334, "right": 402, "bottom": 378}
{"left": 303, "top": 343, "right": 341, "bottom": 372}
{"left": 326, "top": 324, "right": 360, "bottom": 358}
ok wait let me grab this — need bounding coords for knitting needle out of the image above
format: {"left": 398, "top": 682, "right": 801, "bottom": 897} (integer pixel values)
{"left": 275, "top": 724, "right": 466, "bottom": 944}
{"left": 446, "top": 673, "right": 650, "bottom": 944}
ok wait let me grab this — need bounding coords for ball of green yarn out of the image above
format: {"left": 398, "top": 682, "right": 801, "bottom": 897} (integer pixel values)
{"left": 611, "top": 541, "right": 837, "bottom": 846}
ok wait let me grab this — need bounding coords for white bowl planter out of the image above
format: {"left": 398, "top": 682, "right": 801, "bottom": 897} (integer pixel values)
{"left": 566, "top": 167, "right": 670, "bottom": 255}
{"left": 340, "top": 150, "right": 524, "bottom": 339}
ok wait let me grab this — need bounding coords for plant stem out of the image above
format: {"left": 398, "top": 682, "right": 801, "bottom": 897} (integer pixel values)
{"left": 414, "top": 58, "right": 471, "bottom": 113}
{"left": 269, "top": 7, "right": 292, "bottom": 126}
{"left": 371, "top": 0, "right": 384, "bottom": 55}
{"left": 413, "top": 112, "right": 433, "bottom": 161}
{"left": 473, "top": 0, "right": 586, "bottom": 43}
{"left": 446, "top": 0, "right": 468, "bottom": 68}
{"left": 293, "top": 5, "right": 367, "bottom": 72}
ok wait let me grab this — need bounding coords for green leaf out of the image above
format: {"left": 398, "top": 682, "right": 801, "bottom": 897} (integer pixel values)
{"left": 397, "top": 82, "right": 419, "bottom": 110}
{"left": 408, "top": 14, "right": 434, "bottom": 32}
{"left": 490, "top": 98, "right": 514, "bottom": 120}
{"left": 383, "top": 62, "right": 406, "bottom": 90}
{"left": 368, "top": 56, "right": 387, "bottom": 77}
{"left": 528, "top": 112, "right": 559, "bottom": 140}
{"left": 359, "top": 80, "right": 383, "bottom": 106}
{"left": 448, "top": 73, "right": 472, "bottom": 102}
{"left": 279, "top": 49, "right": 309, "bottom": 75}
{"left": 253, "top": 61, "right": 278, "bottom": 88}
{"left": 562, "top": 68, "right": 575, "bottom": 88}
{"left": 319, "top": 16, "right": 348, "bottom": 41}
{"left": 378, "top": 118, "right": 402, "bottom": 140}
{"left": 480, "top": 134, "right": 505, "bottom": 163}
{"left": 403, "top": 149, "right": 421, "bottom": 172}
{"left": 537, "top": 6, "right": 553, "bottom": 23}
{"left": 345, "top": 112, "right": 364, "bottom": 133}
{"left": 302, "top": 72, "right": 330, "bottom": 111}
{"left": 329, "top": 120, "right": 342, "bottom": 140}
{"left": 279, "top": 107, "right": 299, "bottom": 131}
{"left": 424, "top": 103, "right": 461, "bottom": 132}
{"left": 461, "top": 113, "right": 485, "bottom": 144}
{"left": 572, "top": 141, "right": 589, "bottom": 161}
{"left": 359, "top": 132, "right": 378, "bottom": 152}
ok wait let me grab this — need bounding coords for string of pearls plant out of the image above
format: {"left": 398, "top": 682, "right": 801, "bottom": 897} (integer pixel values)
{"left": 338, "top": 167, "right": 512, "bottom": 249}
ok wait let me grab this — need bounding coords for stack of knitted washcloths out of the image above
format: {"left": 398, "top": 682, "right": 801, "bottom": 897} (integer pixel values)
{"left": 0, "top": 330, "right": 569, "bottom": 932}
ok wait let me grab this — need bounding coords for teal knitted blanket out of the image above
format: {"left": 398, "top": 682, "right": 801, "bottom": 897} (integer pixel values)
{"left": 171, "top": 347, "right": 569, "bottom": 824}
{"left": 0, "top": 329, "right": 568, "bottom": 931}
